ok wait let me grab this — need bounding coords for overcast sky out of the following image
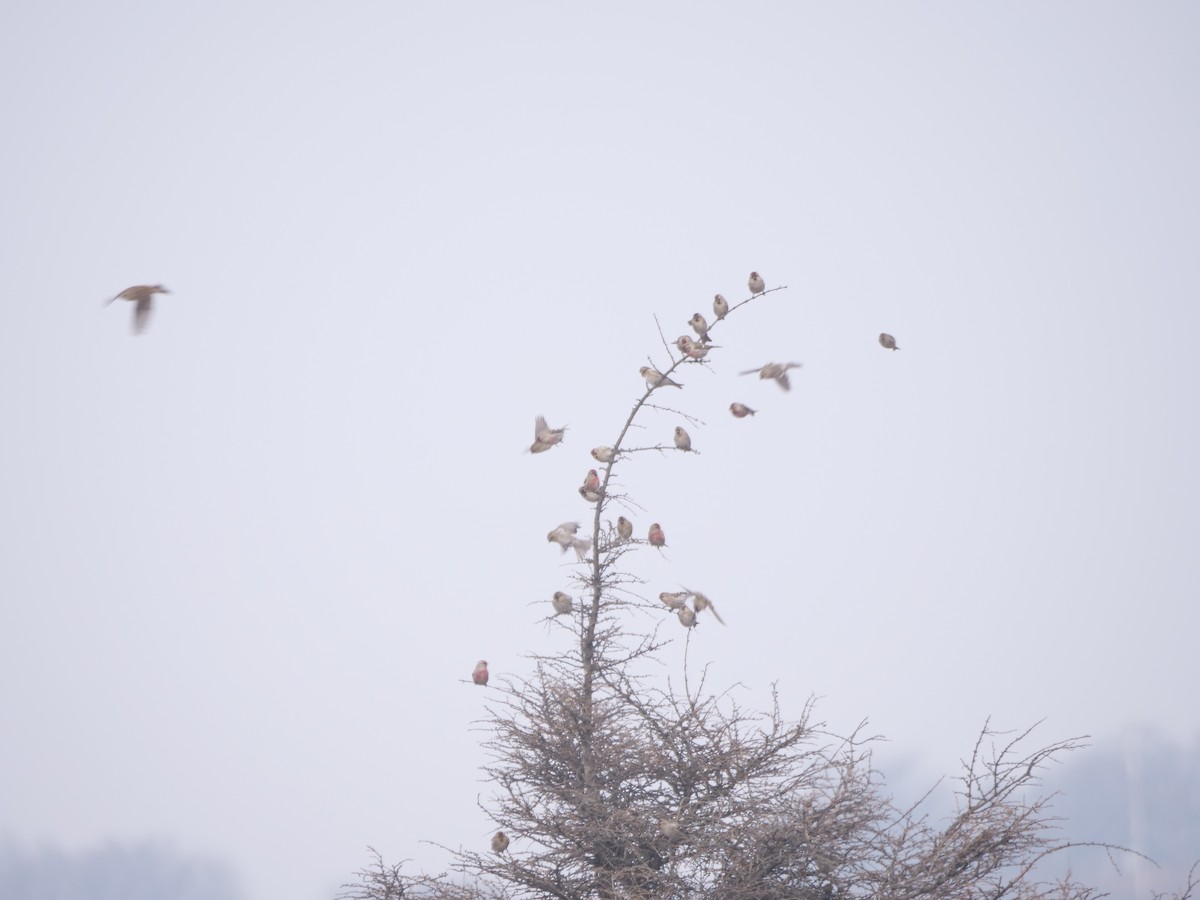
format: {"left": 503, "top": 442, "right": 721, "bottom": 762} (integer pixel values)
{"left": 1, "top": 3, "right": 1197, "bottom": 898}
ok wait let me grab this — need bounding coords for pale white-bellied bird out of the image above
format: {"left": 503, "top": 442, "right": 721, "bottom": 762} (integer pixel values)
{"left": 678, "top": 607, "right": 697, "bottom": 628}
{"left": 616, "top": 516, "right": 633, "bottom": 541}
{"left": 659, "top": 591, "right": 689, "bottom": 610}
{"left": 879, "top": 332, "right": 899, "bottom": 350}
{"left": 739, "top": 361, "right": 803, "bottom": 392}
{"left": 530, "top": 416, "right": 566, "bottom": 453}
{"left": 730, "top": 402, "right": 756, "bottom": 418}
{"left": 713, "top": 293, "right": 729, "bottom": 320}
{"left": 591, "top": 446, "right": 617, "bottom": 463}
{"left": 673, "top": 426, "right": 691, "bottom": 451}
{"left": 579, "top": 485, "right": 603, "bottom": 503}
{"left": 106, "top": 284, "right": 169, "bottom": 335}
{"left": 547, "top": 522, "right": 589, "bottom": 561}
{"left": 491, "top": 831, "right": 509, "bottom": 853}
{"left": 688, "top": 312, "right": 712, "bottom": 343}
{"left": 748, "top": 271, "right": 765, "bottom": 295}
{"left": 659, "top": 818, "right": 683, "bottom": 840}
{"left": 640, "top": 366, "right": 683, "bottom": 390}
{"left": 472, "top": 660, "right": 489, "bottom": 686}
{"left": 648, "top": 523, "right": 666, "bottom": 547}
{"left": 552, "top": 591, "right": 573, "bottom": 616}
{"left": 686, "top": 589, "right": 726, "bottom": 625}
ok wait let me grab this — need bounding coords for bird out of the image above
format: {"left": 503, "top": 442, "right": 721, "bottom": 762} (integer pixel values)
{"left": 748, "top": 271, "right": 765, "bottom": 295}
{"left": 472, "top": 660, "right": 489, "bottom": 686}
{"left": 105, "top": 284, "right": 169, "bottom": 335}
{"left": 713, "top": 293, "right": 729, "bottom": 320}
{"left": 739, "top": 362, "right": 803, "bottom": 392}
{"left": 730, "top": 402, "right": 757, "bottom": 418}
{"left": 491, "top": 831, "right": 509, "bottom": 854}
{"left": 640, "top": 366, "right": 683, "bottom": 390}
{"left": 688, "top": 313, "right": 712, "bottom": 344}
{"left": 675, "top": 336, "right": 715, "bottom": 360}
{"left": 591, "top": 446, "right": 618, "bottom": 463}
{"left": 673, "top": 426, "right": 692, "bottom": 451}
{"left": 579, "top": 485, "right": 603, "bottom": 503}
{"left": 648, "top": 523, "right": 666, "bottom": 547}
{"left": 547, "top": 522, "right": 589, "bottom": 561}
{"left": 687, "top": 589, "right": 726, "bottom": 625}
{"left": 583, "top": 469, "right": 600, "bottom": 492}
{"left": 552, "top": 591, "right": 573, "bottom": 616}
{"left": 677, "top": 607, "right": 697, "bottom": 628}
{"left": 658, "top": 818, "right": 683, "bottom": 840}
{"left": 616, "top": 516, "right": 633, "bottom": 541}
{"left": 530, "top": 416, "right": 566, "bottom": 454}
{"left": 879, "top": 332, "right": 899, "bottom": 350}
{"left": 659, "top": 591, "right": 689, "bottom": 610}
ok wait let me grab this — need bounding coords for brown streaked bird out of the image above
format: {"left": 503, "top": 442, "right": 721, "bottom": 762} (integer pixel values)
{"left": 529, "top": 416, "right": 566, "bottom": 453}
{"left": 673, "top": 426, "right": 692, "bottom": 452}
{"left": 687, "top": 589, "right": 726, "bottom": 625}
{"left": 730, "top": 402, "right": 756, "bottom": 418}
{"left": 659, "top": 591, "right": 689, "bottom": 610}
{"left": 106, "top": 284, "right": 169, "bottom": 335}
{"left": 677, "top": 607, "right": 697, "bottom": 628}
{"left": 748, "top": 271, "right": 765, "bottom": 295}
{"left": 491, "top": 831, "right": 509, "bottom": 854}
{"left": 552, "top": 591, "right": 573, "bottom": 616}
{"left": 472, "top": 660, "right": 489, "bottom": 686}
{"left": 616, "top": 516, "right": 633, "bottom": 542}
{"left": 879, "top": 332, "right": 900, "bottom": 351}
{"left": 739, "top": 361, "right": 803, "bottom": 392}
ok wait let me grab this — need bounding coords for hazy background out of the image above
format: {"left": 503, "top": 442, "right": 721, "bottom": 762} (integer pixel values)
{"left": 1, "top": 2, "right": 1197, "bottom": 898}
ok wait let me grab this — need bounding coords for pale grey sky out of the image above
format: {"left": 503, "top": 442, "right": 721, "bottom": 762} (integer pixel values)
{"left": 1, "top": 3, "right": 1198, "bottom": 898}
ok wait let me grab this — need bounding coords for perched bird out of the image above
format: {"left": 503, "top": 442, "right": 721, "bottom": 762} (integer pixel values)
{"left": 739, "top": 361, "right": 803, "bottom": 392}
{"left": 530, "top": 416, "right": 566, "bottom": 454}
{"left": 491, "top": 831, "right": 509, "bottom": 854}
{"left": 106, "top": 284, "right": 169, "bottom": 335}
{"left": 591, "top": 446, "right": 618, "bottom": 463}
{"left": 616, "top": 516, "right": 633, "bottom": 541}
{"left": 879, "top": 332, "right": 899, "bottom": 351}
{"left": 648, "top": 523, "right": 666, "bottom": 547}
{"left": 659, "top": 591, "right": 689, "bottom": 610}
{"left": 748, "top": 271, "right": 765, "bottom": 295}
{"left": 582, "top": 469, "right": 600, "bottom": 492}
{"left": 547, "top": 522, "right": 589, "bottom": 561}
{"left": 730, "top": 402, "right": 757, "bottom": 418}
{"left": 677, "top": 607, "right": 697, "bottom": 628}
{"left": 640, "top": 366, "right": 683, "bottom": 390}
{"left": 552, "top": 591, "right": 573, "bottom": 616}
{"left": 676, "top": 335, "right": 715, "bottom": 360}
{"left": 673, "top": 426, "right": 692, "bottom": 451}
{"left": 472, "top": 660, "right": 489, "bottom": 686}
{"left": 659, "top": 818, "right": 683, "bottom": 840}
{"left": 688, "top": 589, "right": 726, "bottom": 625}
{"left": 713, "top": 293, "right": 729, "bottom": 320}
{"left": 688, "top": 312, "right": 712, "bottom": 344}
{"left": 579, "top": 485, "right": 603, "bottom": 503}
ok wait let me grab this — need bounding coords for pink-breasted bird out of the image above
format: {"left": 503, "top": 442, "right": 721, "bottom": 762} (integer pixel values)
{"left": 106, "top": 284, "right": 169, "bottom": 335}
{"left": 673, "top": 426, "right": 692, "bottom": 451}
{"left": 640, "top": 366, "right": 683, "bottom": 390}
{"left": 547, "top": 522, "right": 588, "bottom": 561}
{"left": 648, "top": 523, "right": 666, "bottom": 547}
{"left": 491, "top": 831, "right": 509, "bottom": 854}
{"left": 583, "top": 469, "right": 600, "bottom": 492}
{"left": 879, "top": 332, "right": 899, "bottom": 350}
{"left": 676, "top": 335, "right": 715, "bottom": 360}
{"left": 472, "top": 660, "right": 489, "bottom": 686}
{"left": 552, "top": 591, "right": 573, "bottom": 616}
{"left": 713, "top": 293, "right": 729, "bottom": 320}
{"left": 739, "top": 361, "right": 803, "bottom": 392}
{"left": 748, "top": 272, "right": 765, "bottom": 295}
{"left": 616, "top": 516, "right": 633, "bottom": 542}
{"left": 688, "top": 313, "right": 712, "bottom": 344}
{"left": 529, "top": 416, "right": 566, "bottom": 453}
{"left": 730, "top": 402, "right": 756, "bottom": 418}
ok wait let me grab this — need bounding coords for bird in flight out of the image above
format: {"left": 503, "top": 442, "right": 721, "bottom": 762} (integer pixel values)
{"left": 106, "top": 284, "right": 169, "bottom": 335}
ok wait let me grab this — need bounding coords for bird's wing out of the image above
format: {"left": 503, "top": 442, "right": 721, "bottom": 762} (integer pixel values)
{"left": 133, "top": 296, "right": 152, "bottom": 334}
{"left": 738, "top": 368, "right": 761, "bottom": 376}
{"left": 534, "top": 415, "right": 548, "bottom": 437}
{"left": 777, "top": 372, "right": 791, "bottom": 391}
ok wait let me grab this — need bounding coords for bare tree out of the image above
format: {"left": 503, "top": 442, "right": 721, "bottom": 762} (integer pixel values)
{"left": 343, "top": 277, "right": 1182, "bottom": 900}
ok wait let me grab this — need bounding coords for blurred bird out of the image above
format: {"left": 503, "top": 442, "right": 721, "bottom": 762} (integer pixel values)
{"left": 730, "top": 402, "right": 757, "bottom": 418}
{"left": 659, "top": 591, "right": 689, "bottom": 610}
{"left": 739, "top": 361, "right": 803, "bottom": 391}
{"left": 676, "top": 335, "right": 716, "bottom": 360}
{"left": 713, "top": 293, "right": 729, "bottom": 320}
{"left": 748, "top": 271, "right": 765, "bottom": 295}
{"left": 688, "top": 312, "right": 712, "bottom": 343}
{"left": 687, "top": 589, "right": 726, "bottom": 625}
{"left": 472, "top": 660, "right": 489, "bottom": 686}
{"left": 678, "top": 607, "right": 697, "bottom": 628}
{"left": 879, "top": 332, "right": 899, "bottom": 350}
{"left": 530, "top": 416, "right": 566, "bottom": 454}
{"left": 583, "top": 469, "right": 600, "bottom": 492}
{"left": 673, "top": 426, "right": 692, "bottom": 451}
{"left": 491, "top": 831, "right": 509, "bottom": 854}
{"left": 552, "top": 591, "right": 573, "bottom": 616}
{"left": 616, "top": 516, "right": 633, "bottom": 541}
{"left": 579, "top": 486, "right": 603, "bottom": 503}
{"left": 547, "top": 522, "right": 589, "bottom": 560}
{"left": 640, "top": 366, "right": 683, "bottom": 390}
{"left": 591, "top": 446, "right": 618, "bottom": 463}
{"left": 106, "top": 284, "right": 169, "bottom": 335}
{"left": 648, "top": 523, "right": 666, "bottom": 547}
{"left": 659, "top": 818, "right": 683, "bottom": 840}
